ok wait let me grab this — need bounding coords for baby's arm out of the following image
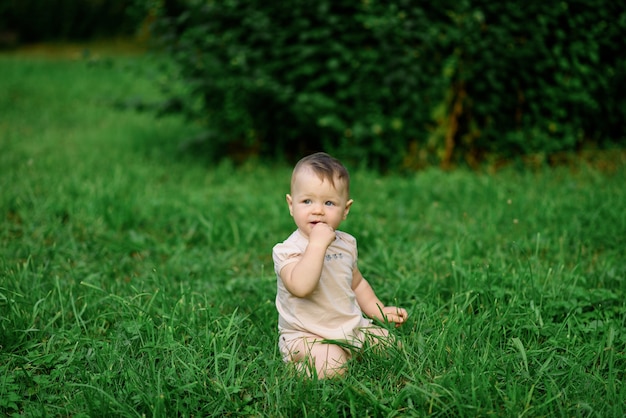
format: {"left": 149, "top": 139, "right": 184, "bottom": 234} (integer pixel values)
{"left": 352, "top": 267, "right": 408, "bottom": 326}
{"left": 279, "top": 223, "right": 336, "bottom": 297}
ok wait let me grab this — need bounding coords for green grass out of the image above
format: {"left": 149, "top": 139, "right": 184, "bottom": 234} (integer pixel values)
{"left": 1, "top": 49, "right": 625, "bottom": 417}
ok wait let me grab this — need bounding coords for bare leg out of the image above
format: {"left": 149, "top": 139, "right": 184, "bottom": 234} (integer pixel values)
{"left": 289, "top": 338, "right": 350, "bottom": 378}
{"left": 361, "top": 326, "right": 391, "bottom": 347}
{"left": 358, "top": 326, "right": 404, "bottom": 356}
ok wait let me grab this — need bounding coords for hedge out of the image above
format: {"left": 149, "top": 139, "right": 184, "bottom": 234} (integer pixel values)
{"left": 155, "top": 0, "right": 625, "bottom": 170}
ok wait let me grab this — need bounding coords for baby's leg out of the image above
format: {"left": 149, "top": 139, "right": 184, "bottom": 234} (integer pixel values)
{"left": 361, "top": 326, "right": 401, "bottom": 351}
{"left": 289, "top": 338, "right": 350, "bottom": 378}
{"left": 363, "top": 326, "right": 389, "bottom": 341}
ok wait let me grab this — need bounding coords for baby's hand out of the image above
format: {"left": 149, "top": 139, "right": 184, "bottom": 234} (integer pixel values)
{"left": 309, "top": 222, "right": 336, "bottom": 248}
{"left": 381, "top": 306, "right": 408, "bottom": 327}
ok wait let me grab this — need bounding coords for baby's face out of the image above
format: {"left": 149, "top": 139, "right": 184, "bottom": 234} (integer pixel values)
{"left": 287, "top": 168, "right": 352, "bottom": 238}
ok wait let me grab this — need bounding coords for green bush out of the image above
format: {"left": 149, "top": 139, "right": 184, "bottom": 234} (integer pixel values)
{"left": 155, "top": 0, "right": 626, "bottom": 170}
{"left": 453, "top": 1, "right": 626, "bottom": 163}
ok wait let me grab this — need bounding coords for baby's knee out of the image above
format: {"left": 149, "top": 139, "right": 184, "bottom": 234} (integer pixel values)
{"left": 363, "top": 326, "right": 390, "bottom": 344}
{"left": 361, "top": 326, "right": 403, "bottom": 353}
{"left": 281, "top": 336, "right": 351, "bottom": 378}
{"left": 313, "top": 344, "right": 349, "bottom": 378}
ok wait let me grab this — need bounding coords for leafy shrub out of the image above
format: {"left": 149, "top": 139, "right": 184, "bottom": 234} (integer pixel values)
{"left": 452, "top": 1, "right": 626, "bottom": 164}
{"left": 155, "top": 0, "right": 626, "bottom": 170}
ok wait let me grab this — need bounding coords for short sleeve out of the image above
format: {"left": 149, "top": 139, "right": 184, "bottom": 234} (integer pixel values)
{"left": 272, "top": 241, "right": 302, "bottom": 277}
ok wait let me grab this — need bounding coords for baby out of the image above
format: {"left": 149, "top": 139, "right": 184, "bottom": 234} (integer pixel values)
{"left": 273, "top": 152, "right": 408, "bottom": 378}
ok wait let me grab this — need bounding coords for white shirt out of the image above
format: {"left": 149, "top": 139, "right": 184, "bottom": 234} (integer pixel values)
{"left": 273, "top": 229, "right": 370, "bottom": 341}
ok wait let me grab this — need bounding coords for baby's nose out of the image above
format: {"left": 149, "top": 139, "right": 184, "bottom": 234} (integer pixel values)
{"left": 312, "top": 203, "right": 325, "bottom": 213}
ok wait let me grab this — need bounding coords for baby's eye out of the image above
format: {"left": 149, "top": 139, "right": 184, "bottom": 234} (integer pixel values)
{"left": 325, "top": 201, "right": 335, "bottom": 206}
{"left": 303, "top": 199, "right": 312, "bottom": 204}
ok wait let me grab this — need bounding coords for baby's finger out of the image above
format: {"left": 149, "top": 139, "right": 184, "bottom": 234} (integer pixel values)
{"left": 387, "top": 312, "right": 404, "bottom": 323}
{"left": 391, "top": 315, "right": 405, "bottom": 327}
{"left": 388, "top": 307, "right": 407, "bottom": 318}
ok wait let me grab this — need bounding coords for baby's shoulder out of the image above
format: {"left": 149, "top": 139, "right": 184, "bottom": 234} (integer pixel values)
{"left": 335, "top": 230, "right": 357, "bottom": 247}
{"left": 273, "top": 230, "right": 306, "bottom": 254}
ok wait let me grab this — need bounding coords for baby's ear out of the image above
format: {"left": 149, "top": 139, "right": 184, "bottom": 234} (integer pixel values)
{"left": 343, "top": 199, "right": 354, "bottom": 219}
{"left": 286, "top": 194, "right": 294, "bottom": 215}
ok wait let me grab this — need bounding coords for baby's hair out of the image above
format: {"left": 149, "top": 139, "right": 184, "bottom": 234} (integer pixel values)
{"left": 292, "top": 152, "right": 350, "bottom": 195}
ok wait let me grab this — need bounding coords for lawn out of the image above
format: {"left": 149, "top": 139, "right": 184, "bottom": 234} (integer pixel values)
{"left": 1, "top": 47, "right": 625, "bottom": 417}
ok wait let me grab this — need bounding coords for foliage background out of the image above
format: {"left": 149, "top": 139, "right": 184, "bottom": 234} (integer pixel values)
{"left": 154, "top": 0, "right": 626, "bottom": 170}
{"left": 2, "top": 0, "right": 624, "bottom": 170}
